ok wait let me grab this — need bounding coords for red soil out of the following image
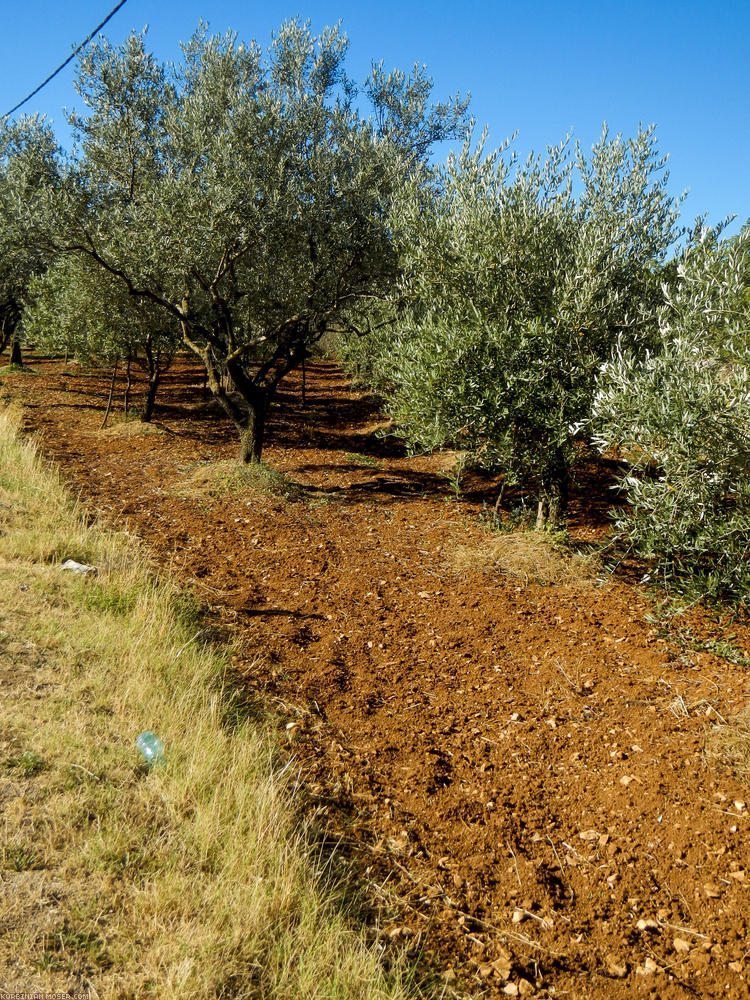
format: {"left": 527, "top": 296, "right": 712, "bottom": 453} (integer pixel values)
{"left": 4, "top": 355, "right": 750, "bottom": 999}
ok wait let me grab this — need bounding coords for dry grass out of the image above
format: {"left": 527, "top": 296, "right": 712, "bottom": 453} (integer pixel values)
{"left": 705, "top": 705, "right": 750, "bottom": 783}
{"left": 0, "top": 404, "right": 428, "bottom": 999}
{"left": 96, "top": 420, "right": 165, "bottom": 438}
{"left": 449, "top": 530, "right": 601, "bottom": 588}
{"left": 175, "top": 459, "right": 303, "bottom": 501}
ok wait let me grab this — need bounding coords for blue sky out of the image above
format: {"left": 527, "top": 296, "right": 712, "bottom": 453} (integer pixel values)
{"left": 2, "top": 0, "right": 747, "bottom": 234}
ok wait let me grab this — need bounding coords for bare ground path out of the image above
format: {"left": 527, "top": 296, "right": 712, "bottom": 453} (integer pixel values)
{"left": 3, "top": 356, "right": 750, "bottom": 999}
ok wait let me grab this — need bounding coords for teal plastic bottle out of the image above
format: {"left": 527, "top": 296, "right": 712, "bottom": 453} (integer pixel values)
{"left": 136, "top": 731, "right": 164, "bottom": 769}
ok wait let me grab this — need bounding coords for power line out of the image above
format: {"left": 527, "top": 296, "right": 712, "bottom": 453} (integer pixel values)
{"left": 3, "top": 0, "right": 130, "bottom": 120}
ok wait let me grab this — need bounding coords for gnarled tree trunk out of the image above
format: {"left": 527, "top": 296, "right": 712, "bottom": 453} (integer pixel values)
{"left": 238, "top": 401, "right": 267, "bottom": 463}
{"left": 536, "top": 447, "right": 570, "bottom": 530}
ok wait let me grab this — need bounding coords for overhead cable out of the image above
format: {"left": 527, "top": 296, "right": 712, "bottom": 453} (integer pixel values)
{"left": 3, "top": 0, "right": 130, "bottom": 120}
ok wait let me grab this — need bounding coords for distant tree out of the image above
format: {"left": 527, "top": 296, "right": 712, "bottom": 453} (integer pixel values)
{"left": 346, "top": 125, "right": 684, "bottom": 525}
{"left": 0, "top": 116, "right": 60, "bottom": 366}
{"left": 25, "top": 254, "right": 181, "bottom": 421}
{"left": 33, "top": 22, "right": 468, "bottom": 460}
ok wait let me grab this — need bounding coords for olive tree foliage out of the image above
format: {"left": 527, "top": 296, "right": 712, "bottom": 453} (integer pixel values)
{"left": 592, "top": 226, "right": 750, "bottom": 602}
{"left": 345, "top": 125, "right": 684, "bottom": 524}
{"left": 0, "top": 116, "right": 60, "bottom": 365}
{"left": 34, "top": 21, "right": 467, "bottom": 460}
{"left": 25, "top": 255, "right": 181, "bottom": 420}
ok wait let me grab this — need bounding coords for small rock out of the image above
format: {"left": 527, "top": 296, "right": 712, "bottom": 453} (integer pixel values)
{"left": 729, "top": 961, "right": 743, "bottom": 974}
{"left": 478, "top": 963, "right": 494, "bottom": 979}
{"left": 673, "top": 937, "right": 691, "bottom": 954}
{"left": 619, "top": 774, "right": 634, "bottom": 786}
{"left": 578, "top": 829, "right": 600, "bottom": 841}
{"left": 502, "top": 984, "right": 519, "bottom": 998}
{"left": 605, "top": 956, "right": 628, "bottom": 978}
{"left": 703, "top": 883, "right": 723, "bottom": 899}
{"left": 512, "top": 908, "right": 527, "bottom": 924}
{"left": 518, "top": 978, "right": 535, "bottom": 996}
{"left": 443, "top": 968, "right": 457, "bottom": 983}
{"left": 635, "top": 958, "right": 659, "bottom": 976}
{"left": 492, "top": 956, "right": 512, "bottom": 980}
{"left": 60, "top": 558, "right": 97, "bottom": 575}
{"left": 734, "top": 800, "right": 746, "bottom": 812}
{"left": 636, "top": 918, "right": 659, "bottom": 932}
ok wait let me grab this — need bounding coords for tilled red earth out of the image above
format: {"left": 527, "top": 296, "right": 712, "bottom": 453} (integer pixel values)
{"left": 4, "top": 356, "right": 750, "bottom": 999}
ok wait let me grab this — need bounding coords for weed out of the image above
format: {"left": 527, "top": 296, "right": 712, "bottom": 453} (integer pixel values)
{"left": 645, "top": 603, "right": 750, "bottom": 667}
{"left": 7, "top": 750, "right": 48, "bottom": 776}
{"left": 344, "top": 452, "right": 380, "bottom": 468}
{"left": 169, "top": 588, "right": 205, "bottom": 633}
{"left": 307, "top": 494, "right": 331, "bottom": 509}
{"left": 82, "top": 582, "right": 136, "bottom": 617}
{"left": 480, "top": 493, "right": 537, "bottom": 533}
{"left": 0, "top": 364, "right": 37, "bottom": 375}
{"left": 702, "top": 638, "right": 750, "bottom": 668}
{"left": 177, "top": 459, "right": 303, "bottom": 501}
{"left": 34, "top": 925, "right": 111, "bottom": 972}
{"left": 3, "top": 844, "right": 40, "bottom": 871}
{"left": 442, "top": 454, "right": 467, "bottom": 499}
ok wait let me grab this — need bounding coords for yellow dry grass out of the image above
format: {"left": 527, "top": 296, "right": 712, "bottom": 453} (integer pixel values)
{"left": 449, "top": 530, "right": 601, "bottom": 588}
{"left": 705, "top": 705, "right": 750, "bottom": 783}
{"left": 96, "top": 420, "right": 165, "bottom": 438}
{"left": 0, "top": 404, "right": 428, "bottom": 999}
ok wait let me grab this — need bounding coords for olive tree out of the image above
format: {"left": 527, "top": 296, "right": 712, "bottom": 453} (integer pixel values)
{"left": 592, "top": 225, "right": 750, "bottom": 601}
{"left": 350, "top": 125, "right": 683, "bottom": 524}
{"left": 25, "top": 254, "right": 181, "bottom": 421}
{"left": 39, "top": 21, "right": 467, "bottom": 460}
{"left": 0, "top": 116, "right": 60, "bottom": 366}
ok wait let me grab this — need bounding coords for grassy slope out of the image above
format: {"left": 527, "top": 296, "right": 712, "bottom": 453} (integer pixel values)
{"left": 0, "top": 404, "right": 430, "bottom": 999}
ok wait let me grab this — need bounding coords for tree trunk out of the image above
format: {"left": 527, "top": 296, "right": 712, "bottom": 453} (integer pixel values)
{"left": 140, "top": 339, "right": 160, "bottom": 422}
{"left": 0, "top": 304, "right": 20, "bottom": 360}
{"left": 301, "top": 357, "right": 307, "bottom": 408}
{"left": 142, "top": 372, "right": 160, "bottom": 422}
{"left": 124, "top": 351, "right": 132, "bottom": 416}
{"left": 239, "top": 398, "right": 267, "bottom": 463}
{"left": 536, "top": 449, "right": 569, "bottom": 530}
{"left": 100, "top": 360, "right": 119, "bottom": 430}
{"left": 9, "top": 335, "right": 22, "bottom": 368}
{"left": 181, "top": 327, "right": 274, "bottom": 463}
